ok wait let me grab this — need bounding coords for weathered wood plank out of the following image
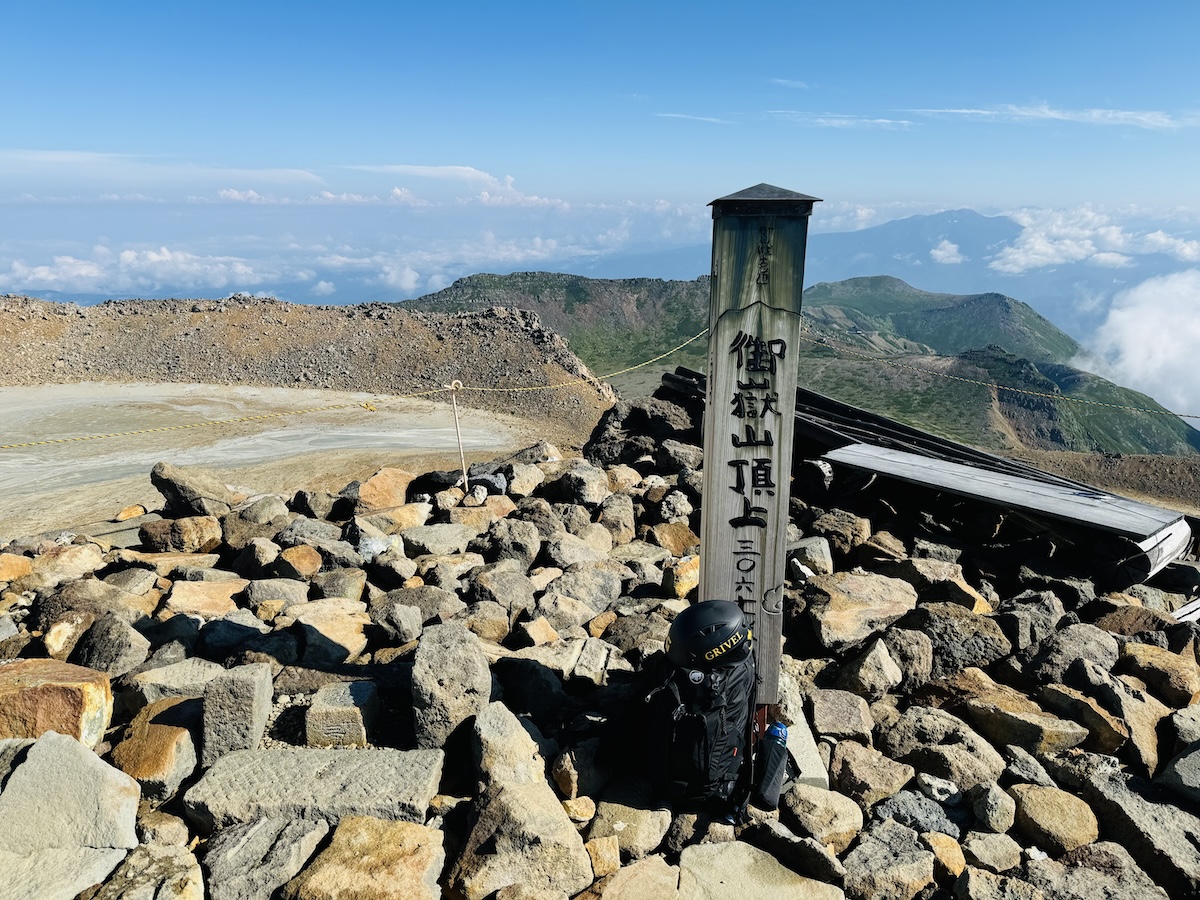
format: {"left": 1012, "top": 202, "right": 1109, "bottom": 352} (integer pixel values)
{"left": 699, "top": 186, "right": 818, "bottom": 706}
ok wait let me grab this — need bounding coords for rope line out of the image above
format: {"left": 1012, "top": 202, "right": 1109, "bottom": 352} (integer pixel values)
{"left": 798, "top": 334, "right": 1200, "bottom": 420}
{"left": 463, "top": 327, "right": 710, "bottom": 393}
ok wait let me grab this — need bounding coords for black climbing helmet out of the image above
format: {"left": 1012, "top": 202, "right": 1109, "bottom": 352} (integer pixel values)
{"left": 665, "top": 599, "right": 753, "bottom": 668}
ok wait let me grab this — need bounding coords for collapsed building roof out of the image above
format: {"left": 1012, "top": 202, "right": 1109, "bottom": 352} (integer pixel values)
{"left": 659, "top": 366, "right": 1197, "bottom": 594}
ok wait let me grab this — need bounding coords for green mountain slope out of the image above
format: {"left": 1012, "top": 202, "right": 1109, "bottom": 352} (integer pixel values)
{"left": 405, "top": 271, "right": 1199, "bottom": 456}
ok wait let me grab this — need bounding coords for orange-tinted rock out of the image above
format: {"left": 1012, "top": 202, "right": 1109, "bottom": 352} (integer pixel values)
{"left": 276, "top": 545, "right": 323, "bottom": 580}
{"left": 0, "top": 552, "right": 33, "bottom": 582}
{"left": 160, "top": 580, "right": 247, "bottom": 619}
{"left": 0, "top": 658, "right": 112, "bottom": 747}
{"left": 355, "top": 468, "right": 418, "bottom": 512}
{"left": 111, "top": 697, "right": 200, "bottom": 803}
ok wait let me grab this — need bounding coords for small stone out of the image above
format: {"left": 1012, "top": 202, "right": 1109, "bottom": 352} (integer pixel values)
{"left": 307, "top": 680, "right": 380, "bottom": 748}
{"left": 585, "top": 835, "right": 621, "bottom": 877}
{"left": 962, "top": 831, "right": 1022, "bottom": 873}
{"left": 1008, "top": 783, "right": 1099, "bottom": 855}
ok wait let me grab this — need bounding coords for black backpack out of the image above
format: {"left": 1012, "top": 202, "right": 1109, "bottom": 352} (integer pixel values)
{"left": 645, "top": 600, "right": 757, "bottom": 810}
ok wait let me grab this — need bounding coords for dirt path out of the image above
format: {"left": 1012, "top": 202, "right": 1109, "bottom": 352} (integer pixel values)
{"left": 0, "top": 383, "right": 539, "bottom": 537}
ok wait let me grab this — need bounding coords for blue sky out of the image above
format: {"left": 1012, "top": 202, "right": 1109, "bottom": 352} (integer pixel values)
{"left": 3, "top": 1, "right": 1200, "bottom": 306}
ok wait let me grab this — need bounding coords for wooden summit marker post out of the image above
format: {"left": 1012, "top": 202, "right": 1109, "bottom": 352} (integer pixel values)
{"left": 699, "top": 184, "right": 820, "bottom": 710}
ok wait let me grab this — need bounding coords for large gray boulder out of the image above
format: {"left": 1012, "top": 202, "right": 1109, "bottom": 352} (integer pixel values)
{"left": 840, "top": 818, "right": 934, "bottom": 900}
{"left": 805, "top": 572, "right": 918, "bottom": 651}
{"left": 1023, "top": 841, "right": 1169, "bottom": 900}
{"left": 411, "top": 624, "right": 492, "bottom": 749}
{"left": 202, "top": 817, "right": 330, "bottom": 900}
{"left": 201, "top": 663, "right": 273, "bottom": 767}
{"left": 182, "top": 747, "right": 443, "bottom": 834}
{"left": 449, "top": 780, "right": 594, "bottom": 900}
{"left": 0, "top": 731, "right": 139, "bottom": 900}
{"left": 151, "top": 461, "right": 236, "bottom": 517}
{"left": 896, "top": 602, "right": 1011, "bottom": 679}
{"left": 878, "top": 706, "right": 1005, "bottom": 791}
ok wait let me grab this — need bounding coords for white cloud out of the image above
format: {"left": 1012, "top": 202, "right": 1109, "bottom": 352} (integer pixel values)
{"left": 1141, "top": 230, "right": 1200, "bottom": 262}
{"left": 770, "top": 79, "right": 809, "bottom": 89}
{"left": 1089, "top": 251, "right": 1134, "bottom": 268}
{"left": 389, "top": 187, "right": 429, "bottom": 206}
{"left": 478, "top": 176, "right": 569, "bottom": 209}
{"left": 930, "top": 239, "right": 965, "bottom": 264}
{"left": 910, "top": 104, "right": 1183, "bottom": 130}
{"left": 768, "top": 111, "right": 912, "bottom": 129}
{"left": 312, "top": 280, "right": 336, "bottom": 296}
{"left": 0, "top": 244, "right": 280, "bottom": 294}
{"left": 990, "top": 206, "right": 1200, "bottom": 275}
{"left": 311, "top": 191, "right": 378, "bottom": 204}
{"left": 378, "top": 264, "right": 420, "bottom": 292}
{"left": 1085, "top": 270, "right": 1200, "bottom": 413}
{"left": 345, "top": 164, "right": 498, "bottom": 183}
{"left": 656, "top": 113, "right": 732, "bottom": 125}
{"left": 217, "top": 188, "right": 282, "bottom": 204}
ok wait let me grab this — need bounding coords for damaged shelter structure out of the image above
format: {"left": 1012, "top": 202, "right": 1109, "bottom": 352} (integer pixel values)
{"left": 661, "top": 365, "right": 1198, "bottom": 600}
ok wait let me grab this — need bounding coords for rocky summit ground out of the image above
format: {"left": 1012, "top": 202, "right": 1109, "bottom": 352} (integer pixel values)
{"left": 2, "top": 394, "right": 1200, "bottom": 899}
{"left": 0, "top": 294, "right": 614, "bottom": 452}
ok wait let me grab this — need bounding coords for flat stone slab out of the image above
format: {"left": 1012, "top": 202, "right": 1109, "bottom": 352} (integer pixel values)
{"left": 182, "top": 747, "right": 443, "bottom": 834}
{"left": 0, "top": 847, "right": 127, "bottom": 900}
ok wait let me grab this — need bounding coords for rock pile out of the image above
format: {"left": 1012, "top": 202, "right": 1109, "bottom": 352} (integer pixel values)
{"left": 2, "top": 396, "right": 1200, "bottom": 899}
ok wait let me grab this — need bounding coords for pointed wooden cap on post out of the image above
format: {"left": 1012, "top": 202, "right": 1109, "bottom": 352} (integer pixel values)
{"left": 710, "top": 183, "right": 822, "bottom": 219}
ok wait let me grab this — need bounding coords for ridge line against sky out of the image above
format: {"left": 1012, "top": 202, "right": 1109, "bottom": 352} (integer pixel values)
{"left": 3, "top": 1, "right": 1200, "bottom": 413}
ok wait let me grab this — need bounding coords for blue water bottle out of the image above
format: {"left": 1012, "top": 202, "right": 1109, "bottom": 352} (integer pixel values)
{"left": 754, "top": 722, "right": 789, "bottom": 810}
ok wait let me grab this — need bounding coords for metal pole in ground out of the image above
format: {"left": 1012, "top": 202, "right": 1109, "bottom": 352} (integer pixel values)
{"left": 445, "top": 380, "right": 470, "bottom": 491}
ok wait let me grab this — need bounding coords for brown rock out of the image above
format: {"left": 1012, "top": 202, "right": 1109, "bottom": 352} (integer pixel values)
{"left": 922, "top": 831, "right": 966, "bottom": 880}
{"left": 585, "top": 835, "right": 621, "bottom": 877}
{"left": 781, "top": 782, "right": 864, "bottom": 853}
{"left": 354, "top": 468, "right": 418, "bottom": 512}
{"left": 879, "top": 558, "right": 991, "bottom": 612}
{"left": 0, "top": 658, "right": 112, "bottom": 747}
{"left": 580, "top": 609, "right": 617, "bottom": 640}
{"left": 282, "top": 815, "right": 444, "bottom": 900}
{"left": 111, "top": 697, "right": 199, "bottom": 803}
{"left": 115, "top": 504, "right": 148, "bottom": 521}
{"left": 0, "top": 553, "right": 32, "bottom": 581}
{"left": 160, "top": 579, "right": 247, "bottom": 619}
{"left": 650, "top": 522, "right": 700, "bottom": 558}
{"left": 449, "top": 506, "right": 500, "bottom": 530}
{"left": 276, "top": 544, "right": 323, "bottom": 580}
{"left": 1120, "top": 641, "right": 1200, "bottom": 706}
{"left": 811, "top": 509, "right": 872, "bottom": 557}
{"left": 139, "top": 516, "right": 222, "bottom": 553}
{"left": 949, "top": 668, "right": 1089, "bottom": 754}
{"left": 830, "top": 739, "right": 915, "bottom": 811}
{"left": 806, "top": 572, "right": 919, "bottom": 652}
{"left": 1008, "top": 784, "right": 1099, "bottom": 855}
{"left": 1038, "top": 683, "right": 1129, "bottom": 755}
{"left": 664, "top": 556, "right": 699, "bottom": 599}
